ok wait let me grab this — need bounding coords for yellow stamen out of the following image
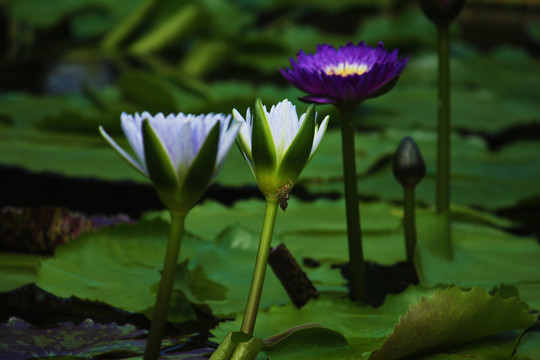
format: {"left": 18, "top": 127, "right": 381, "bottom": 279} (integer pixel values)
{"left": 325, "top": 62, "right": 369, "bottom": 77}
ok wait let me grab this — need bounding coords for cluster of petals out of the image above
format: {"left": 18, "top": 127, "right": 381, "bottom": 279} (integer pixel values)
{"left": 234, "top": 99, "right": 328, "bottom": 167}
{"left": 280, "top": 41, "right": 409, "bottom": 105}
{"left": 100, "top": 112, "right": 240, "bottom": 184}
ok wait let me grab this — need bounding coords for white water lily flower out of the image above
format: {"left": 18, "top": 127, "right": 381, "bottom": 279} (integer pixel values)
{"left": 99, "top": 112, "right": 240, "bottom": 214}
{"left": 233, "top": 98, "right": 329, "bottom": 205}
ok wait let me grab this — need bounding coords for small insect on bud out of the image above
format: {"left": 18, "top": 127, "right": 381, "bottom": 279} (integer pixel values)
{"left": 420, "top": 0, "right": 467, "bottom": 27}
{"left": 392, "top": 136, "right": 426, "bottom": 188}
{"left": 276, "top": 180, "right": 294, "bottom": 211}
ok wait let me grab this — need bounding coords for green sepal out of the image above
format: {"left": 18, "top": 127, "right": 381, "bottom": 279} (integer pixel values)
{"left": 210, "top": 331, "right": 263, "bottom": 360}
{"left": 276, "top": 103, "right": 315, "bottom": 186}
{"left": 251, "top": 97, "right": 278, "bottom": 191}
{"left": 176, "top": 121, "right": 220, "bottom": 213}
{"left": 142, "top": 119, "right": 179, "bottom": 192}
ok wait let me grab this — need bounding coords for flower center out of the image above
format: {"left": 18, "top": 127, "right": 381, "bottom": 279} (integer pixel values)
{"left": 325, "top": 62, "right": 369, "bottom": 77}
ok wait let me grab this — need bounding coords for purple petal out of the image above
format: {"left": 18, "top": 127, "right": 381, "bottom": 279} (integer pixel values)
{"left": 281, "top": 41, "right": 409, "bottom": 105}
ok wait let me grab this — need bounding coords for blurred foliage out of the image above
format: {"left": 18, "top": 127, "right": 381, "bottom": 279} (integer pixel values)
{"left": 1, "top": 0, "right": 540, "bottom": 358}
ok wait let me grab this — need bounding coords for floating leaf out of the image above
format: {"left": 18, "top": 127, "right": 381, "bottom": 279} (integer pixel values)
{"left": 170, "top": 198, "right": 402, "bottom": 240}
{"left": 415, "top": 212, "right": 540, "bottom": 289}
{"left": 0, "top": 252, "right": 43, "bottom": 292}
{"left": 262, "top": 326, "right": 348, "bottom": 360}
{"left": 0, "top": 129, "right": 147, "bottom": 183}
{"left": 369, "top": 286, "right": 536, "bottom": 360}
{"left": 36, "top": 219, "right": 288, "bottom": 319}
{"left": 213, "top": 286, "right": 440, "bottom": 346}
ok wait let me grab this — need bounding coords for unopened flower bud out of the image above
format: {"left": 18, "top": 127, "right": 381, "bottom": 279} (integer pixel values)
{"left": 234, "top": 98, "right": 329, "bottom": 203}
{"left": 392, "top": 136, "right": 426, "bottom": 188}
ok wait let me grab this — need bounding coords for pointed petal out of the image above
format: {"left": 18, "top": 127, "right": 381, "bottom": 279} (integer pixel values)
{"left": 121, "top": 113, "right": 145, "bottom": 167}
{"left": 273, "top": 100, "right": 300, "bottom": 161}
{"left": 171, "top": 118, "right": 195, "bottom": 183}
{"left": 215, "top": 119, "right": 241, "bottom": 173}
{"left": 233, "top": 108, "right": 253, "bottom": 164}
{"left": 276, "top": 103, "right": 316, "bottom": 184}
{"left": 177, "top": 122, "right": 220, "bottom": 212}
{"left": 99, "top": 126, "right": 147, "bottom": 177}
{"left": 308, "top": 114, "right": 329, "bottom": 163}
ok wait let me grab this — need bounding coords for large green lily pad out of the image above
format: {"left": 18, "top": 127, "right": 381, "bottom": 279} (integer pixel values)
{"left": 369, "top": 286, "right": 535, "bottom": 360}
{"left": 152, "top": 198, "right": 402, "bottom": 241}
{"left": 212, "top": 286, "right": 440, "bottom": 347}
{"left": 214, "top": 286, "right": 534, "bottom": 360}
{"left": 36, "top": 219, "right": 288, "bottom": 320}
{"left": 415, "top": 212, "right": 540, "bottom": 292}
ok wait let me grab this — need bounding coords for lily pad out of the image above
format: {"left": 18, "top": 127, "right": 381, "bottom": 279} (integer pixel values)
{"left": 214, "top": 286, "right": 534, "bottom": 360}
{"left": 0, "top": 252, "right": 43, "bottom": 292}
{"left": 36, "top": 219, "right": 288, "bottom": 319}
{"left": 155, "top": 198, "right": 402, "bottom": 241}
{"left": 213, "top": 286, "right": 440, "bottom": 345}
{"left": 262, "top": 326, "right": 349, "bottom": 360}
{"left": 415, "top": 212, "right": 540, "bottom": 291}
{"left": 369, "top": 286, "right": 535, "bottom": 360}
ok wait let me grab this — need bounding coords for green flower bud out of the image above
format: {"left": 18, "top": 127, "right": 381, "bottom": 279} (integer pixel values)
{"left": 234, "top": 98, "right": 329, "bottom": 207}
{"left": 392, "top": 136, "right": 426, "bottom": 188}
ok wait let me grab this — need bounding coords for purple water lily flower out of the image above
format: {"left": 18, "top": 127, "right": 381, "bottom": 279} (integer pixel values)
{"left": 280, "top": 41, "right": 409, "bottom": 106}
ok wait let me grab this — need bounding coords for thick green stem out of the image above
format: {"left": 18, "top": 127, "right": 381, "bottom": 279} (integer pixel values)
{"left": 241, "top": 199, "right": 279, "bottom": 335}
{"left": 144, "top": 212, "right": 186, "bottom": 360}
{"left": 339, "top": 106, "right": 366, "bottom": 302}
{"left": 436, "top": 25, "right": 451, "bottom": 214}
{"left": 403, "top": 187, "right": 416, "bottom": 271}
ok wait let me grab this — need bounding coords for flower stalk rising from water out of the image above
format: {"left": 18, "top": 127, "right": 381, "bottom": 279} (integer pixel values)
{"left": 421, "top": 0, "right": 466, "bottom": 257}
{"left": 281, "top": 42, "right": 408, "bottom": 301}
{"left": 236, "top": 98, "right": 328, "bottom": 334}
{"left": 392, "top": 137, "right": 426, "bottom": 273}
{"left": 100, "top": 112, "right": 240, "bottom": 360}
{"left": 210, "top": 98, "right": 328, "bottom": 360}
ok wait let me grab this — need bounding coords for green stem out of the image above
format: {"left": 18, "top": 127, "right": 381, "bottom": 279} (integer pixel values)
{"left": 241, "top": 199, "right": 279, "bottom": 335}
{"left": 436, "top": 25, "right": 451, "bottom": 214}
{"left": 403, "top": 186, "right": 416, "bottom": 271}
{"left": 144, "top": 212, "right": 186, "bottom": 360}
{"left": 339, "top": 106, "right": 366, "bottom": 302}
